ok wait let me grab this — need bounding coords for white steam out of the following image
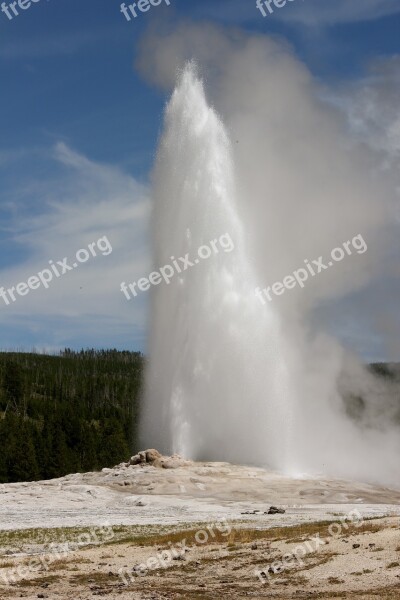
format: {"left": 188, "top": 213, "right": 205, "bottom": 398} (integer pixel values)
{"left": 139, "top": 24, "right": 400, "bottom": 487}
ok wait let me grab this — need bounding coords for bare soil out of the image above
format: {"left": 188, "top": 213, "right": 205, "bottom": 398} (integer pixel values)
{"left": 1, "top": 517, "right": 399, "bottom": 599}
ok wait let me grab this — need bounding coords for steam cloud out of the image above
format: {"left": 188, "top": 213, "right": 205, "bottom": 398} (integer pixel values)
{"left": 139, "top": 22, "right": 400, "bottom": 487}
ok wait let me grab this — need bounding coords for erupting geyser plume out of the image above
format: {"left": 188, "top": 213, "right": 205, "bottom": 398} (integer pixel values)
{"left": 142, "top": 65, "right": 296, "bottom": 471}
{"left": 140, "top": 24, "right": 400, "bottom": 486}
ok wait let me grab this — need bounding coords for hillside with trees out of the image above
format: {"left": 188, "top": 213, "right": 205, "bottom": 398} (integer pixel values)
{"left": 1, "top": 352, "right": 398, "bottom": 485}
{"left": 0, "top": 350, "right": 144, "bottom": 483}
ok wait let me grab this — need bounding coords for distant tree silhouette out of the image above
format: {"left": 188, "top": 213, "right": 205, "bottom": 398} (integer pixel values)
{"left": 2, "top": 360, "right": 24, "bottom": 415}
{"left": 0, "top": 350, "right": 144, "bottom": 482}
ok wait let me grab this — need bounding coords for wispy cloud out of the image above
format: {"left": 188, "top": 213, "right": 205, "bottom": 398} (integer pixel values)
{"left": 0, "top": 143, "right": 151, "bottom": 349}
{"left": 274, "top": 0, "right": 400, "bottom": 27}
{"left": 192, "top": 0, "right": 400, "bottom": 27}
{"left": 331, "top": 56, "right": 400, "bottom": 161}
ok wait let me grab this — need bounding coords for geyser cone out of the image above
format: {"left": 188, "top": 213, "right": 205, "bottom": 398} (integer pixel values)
{"left": 141, "top": 64, "right": 296, "bottom": 470}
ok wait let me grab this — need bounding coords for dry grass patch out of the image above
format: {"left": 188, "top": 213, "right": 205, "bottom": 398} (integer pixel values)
{"left": 327, "top": 576, "right": 345, "bottom": 584}
{"left": 11, "top": 574, "right": 59, "bottom": 588}
{"left": 69, "top": 571, "right": 119, "bottom": 585}
{"left": 0, "top": 559, "right": 15, "bottom": 568}
{"left": 125, "top": 518, "right": 381, "bottom": 551}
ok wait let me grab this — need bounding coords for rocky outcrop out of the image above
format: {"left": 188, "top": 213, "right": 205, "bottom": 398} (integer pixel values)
{"left": 128, "top": 449, "right": 162, "bottom": 466}
{"left": 145, "top": 449, "right": 162, "bottom": 463}
{"left": 128, "top": 452, "right": 146, "bottom": 466}
{"left": 125, "top": 449, "right": 191, "bottom": 469}
{"left": 268, "top": 506, "right": 286, "bottom": 514}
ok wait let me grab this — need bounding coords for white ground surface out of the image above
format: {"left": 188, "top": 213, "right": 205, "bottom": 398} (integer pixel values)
{"left": 1, "top": 461, "right": 399, "bottom": 531}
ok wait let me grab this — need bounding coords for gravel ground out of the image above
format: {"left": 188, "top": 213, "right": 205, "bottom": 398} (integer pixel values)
{"left": 0, "top": 460, "right": 399, "bottom": 598}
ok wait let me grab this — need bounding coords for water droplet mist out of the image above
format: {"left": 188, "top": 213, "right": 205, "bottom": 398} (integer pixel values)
{"left": 141, "top": 62, "right": 400, "bottom": 487}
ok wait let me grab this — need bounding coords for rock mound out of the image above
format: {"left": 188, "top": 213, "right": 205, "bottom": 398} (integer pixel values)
{"left": 128, "top": 449, "right": 161, "bottom": 466}
{"left": 125, "top": 449, "right": 191, "bottom": 469}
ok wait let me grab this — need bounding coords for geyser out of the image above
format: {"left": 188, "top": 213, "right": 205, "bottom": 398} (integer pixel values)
{"left": 141, "top": 55, "right": 400, "bottom": 487}
{"left": 141, "top": 64, "right": 297, "bottom": 471}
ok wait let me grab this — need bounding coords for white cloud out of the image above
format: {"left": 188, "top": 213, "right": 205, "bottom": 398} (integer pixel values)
{"left": 0, "top": 144, "right": 151, "bottom": 349}
{"left": 331, "top": 57, "right": 400, "bottom": 161}
{"left": 323, "top": 56, "right": 400, "bottom": 228}
{"left": 187, "top": 0, "right": 400, "bottom": 27}
{"left": 275, "top": 0, "right": 400, "bottom": 27}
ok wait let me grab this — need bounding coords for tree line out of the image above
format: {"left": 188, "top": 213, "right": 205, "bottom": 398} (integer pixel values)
{"left": 0, "top": 350, "right": 144, "bottom": 483}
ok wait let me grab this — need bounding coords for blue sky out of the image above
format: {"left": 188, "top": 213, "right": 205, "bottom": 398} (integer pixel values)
{"left": 0, "top": 0, "right": 399, "bottom": 357}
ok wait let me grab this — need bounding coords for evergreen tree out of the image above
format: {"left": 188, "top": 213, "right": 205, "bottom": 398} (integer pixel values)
{"left": 2, "top": 360, "right": 24, "bottom": 415}
{"left": 99, "top": 418, "right": 130, "bottom": 468}
{"left": 0, "top": 350, "right": 144, "bottom": 482}
{"left": 8, "top": 421, "right": 39, "bottom": 482}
